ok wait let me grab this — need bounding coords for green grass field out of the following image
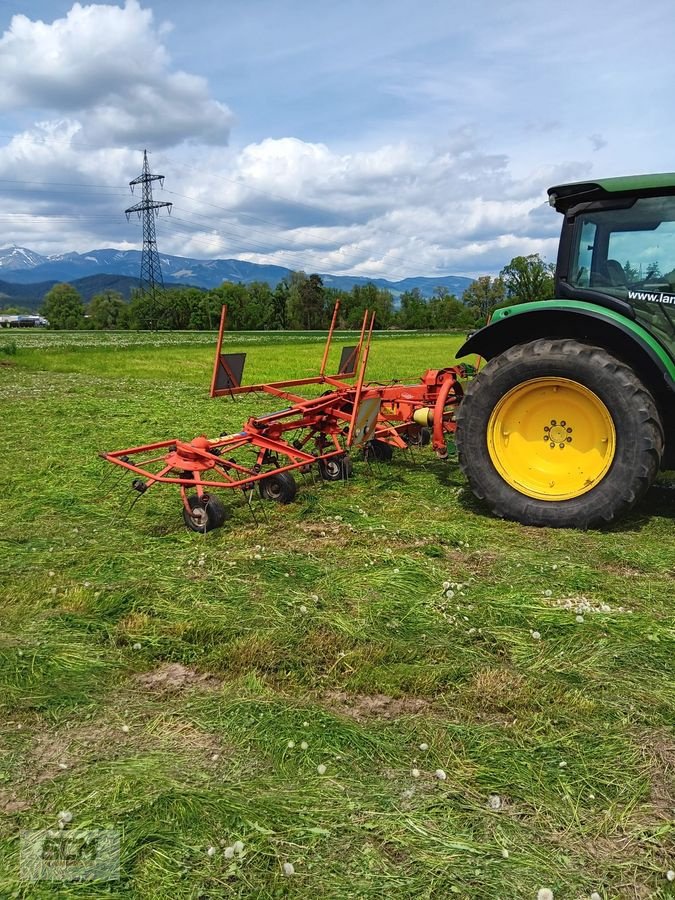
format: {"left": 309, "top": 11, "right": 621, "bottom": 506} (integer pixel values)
{"left": 1, "top": 329, "right": 673, "bottom": 899}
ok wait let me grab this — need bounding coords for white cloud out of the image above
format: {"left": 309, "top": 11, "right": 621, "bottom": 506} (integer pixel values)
{"left": 0, "top": 2, "right": 595, "bottom": 278}
{"left": 167, "top": 134, "right": 583, "bottom": 277}
{"left": 0, "top": 1, "right": 232, "bottom": 148}
{"left": 0, "top": 124, "right": 585, "bottom": 276}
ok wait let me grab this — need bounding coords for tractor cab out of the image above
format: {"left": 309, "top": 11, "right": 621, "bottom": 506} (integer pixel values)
{"left": 549, "top": 174, "right": 675, "bottom": 353}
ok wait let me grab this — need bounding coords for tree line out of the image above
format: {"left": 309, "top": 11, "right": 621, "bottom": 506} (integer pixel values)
{"left": 39, "top": 254, "right": 555, "bottom": 331}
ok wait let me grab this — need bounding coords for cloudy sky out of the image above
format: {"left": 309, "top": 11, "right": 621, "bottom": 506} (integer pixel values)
{"left": 1, "top": 0, "right": 674, "bottom": 279}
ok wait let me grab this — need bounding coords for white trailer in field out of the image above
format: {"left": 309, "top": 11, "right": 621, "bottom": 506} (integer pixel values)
{"left": 0, "top": 314, "right": 49, "bottom": 327}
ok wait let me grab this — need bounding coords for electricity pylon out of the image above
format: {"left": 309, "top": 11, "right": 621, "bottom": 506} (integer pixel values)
{"left": 125, "top": 149, "right": 172, "bottom": 300}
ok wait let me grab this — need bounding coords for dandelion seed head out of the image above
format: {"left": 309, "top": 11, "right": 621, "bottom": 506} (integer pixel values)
{"left": 49, "top": 571, "right": 55, "bottom": 577}
{"left": 317, "top": 764, "right": 327, "bottom": 775}
{"left": 211, "top": 753, "right": 219, "bottom": 761}
{"left": 531, "top": 630, "right": 541, "bottom": 640}
{"left": 419, "top": 742, "right": 429, "bottom": 751}
{"left": 207, "top": 846, "right": 216, "bottom": 857}
{"left": 303, "top": 721, "right": 309, "bottom": 727}
{"left": 121, "top": 724, "right": 130, "bottom": 733}
{"left": 224, "top": 846, "right": 235, "bottom": 859}
{"left": 667, "top": 870, "right": 675, "bottom": 882}
{"left": 282, "top": 862, "right": 295, "bottom": 876}
{"left": 233, "top": 840, "right": 244, "bottom": 853}
{"left": 132, "top": 643, "right": 142, "bottom": 651}
{"left": 501, "top": 848, "right": 509, "bottom": 859}
{"left": 590, "top": 893, "right": 601, "bottom": 900}
{"left": 576, "top": 615, "right": 584, "bottom": 624}
{"left": 543, "top": 590, "right": 552, "bottom": 597}
{"left": 299, "top": 605, "right": 308, "bottom": 613}
{"left": 537, "top": 890, "right": 554, "bottom": 900}
{"left": 300, "top": 741, "right": 308, "bottom": 750}
{"left": 287, "top": 740, "right": 295, "bottom": 749}
{"left": 58, "top": 762, "right": 68, "bottom": 770}
{"left": 558, "top": 761, "right": 567, "bottom": 768}
{"left": 411, "top": 768, "right": 421, "bottom": 778}
{"left": 488, "top": 794, "right": 501, "bottom": 810}
{"left": 58, "top": 810, "right": 73, "bottom": 824}
{"left": 310, "top": 594, "right": 319, "bottom": 602}
{"left": 435, "top": 769, "right": 447, "bottom": 781}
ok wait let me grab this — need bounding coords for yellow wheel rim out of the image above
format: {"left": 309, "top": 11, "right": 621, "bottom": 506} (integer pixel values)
{"left": 487, "top": 377, "right": 616, "bottom": 501}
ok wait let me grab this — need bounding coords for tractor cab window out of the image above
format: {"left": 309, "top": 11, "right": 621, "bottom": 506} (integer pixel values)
{"left": 571, "top": 220, "right": 596, "bottom": 287}
{"left": 567, "top": 194, "right": 675, "bottom": 339}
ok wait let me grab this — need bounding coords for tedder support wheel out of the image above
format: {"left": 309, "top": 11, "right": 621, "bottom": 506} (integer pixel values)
{"left": 318, "top": 454, "right": 353, "bottom": 482}
{"left": 364, "top": 439, "right": 394, "bottom": 462}
{"left": 455, "top": 339, "right": 664, "bottom": 528}
{"left": 259, "top": 471, "right": 297, "bottom": 503}
{"left": 182, "top": 494, "right": 227, "bottom": 532}
{"left": 404, "top": 425, "right": 431, "bottom": 447}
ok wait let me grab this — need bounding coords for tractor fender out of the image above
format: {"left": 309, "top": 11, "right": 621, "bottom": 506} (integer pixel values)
{"left": 456, "top": 304, "right": 675, "bottom": 465}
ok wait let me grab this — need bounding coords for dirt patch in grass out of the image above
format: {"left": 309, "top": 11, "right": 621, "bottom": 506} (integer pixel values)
{"left": 134, "top": 662, "right": 222, "bottom": 694}
{"left": 637, "top": 728, "right": 675, "bottom": 821}
{"left": 323, "top": 690, "right": 429, "bottom": 722}
{"left": 0, "top": 791, "right": 30, "bottom": 814}
{"left": 25, "top": 712, "right": 227, "bottom": 786}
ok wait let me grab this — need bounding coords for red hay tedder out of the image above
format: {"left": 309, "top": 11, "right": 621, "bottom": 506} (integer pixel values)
{"left": 100, "top": 304, "right": 474, "bottom": 532}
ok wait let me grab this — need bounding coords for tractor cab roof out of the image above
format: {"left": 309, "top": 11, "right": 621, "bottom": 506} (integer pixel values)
{"left": 548, "top": 173, "right": 675, "bottom": 213}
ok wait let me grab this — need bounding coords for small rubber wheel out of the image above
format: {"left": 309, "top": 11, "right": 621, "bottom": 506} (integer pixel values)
{"left": 364, "top": 439, "right": 394, "bottom": 462}
{"left": 455, "top": 339, "right": 664, "bottom": 528}
{"left": 258, "top": 471, "right": 297, "bottom": 503}
{"left": 318, "top": 454, "right": 353, "bottom": 481}
{"left": 182, "top": 494, "right": 227, "bottom": 532}
{"left": 404, "top": 425, "right": 431, "bottom": 447}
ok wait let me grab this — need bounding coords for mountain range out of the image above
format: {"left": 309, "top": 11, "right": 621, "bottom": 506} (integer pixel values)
{"left": 0, "top": 245, "right": 474, "bottom": 309}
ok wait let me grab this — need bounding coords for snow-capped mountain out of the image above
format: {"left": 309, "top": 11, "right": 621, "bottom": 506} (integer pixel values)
{"left": 0, "top": 246, "right": 48, "bottom": 271}
{"left": 0, "top": 246, "right": 474, "bottom": 298}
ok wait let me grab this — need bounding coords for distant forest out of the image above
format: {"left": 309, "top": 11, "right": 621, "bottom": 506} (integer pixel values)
{"left": 11, "top": 254, "right": 555, "bottom": 331}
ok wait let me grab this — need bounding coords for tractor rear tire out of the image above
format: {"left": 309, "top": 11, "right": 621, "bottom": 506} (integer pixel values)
{"left": 455, "top": 339, "right": 664, "bottom": 528}
{"left": 182, "top": 494, "right": 227, "bottom": 532}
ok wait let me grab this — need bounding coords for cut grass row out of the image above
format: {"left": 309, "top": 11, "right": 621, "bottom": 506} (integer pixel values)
{"left": 0, "top": 332, "right": 673, "bottom": 898}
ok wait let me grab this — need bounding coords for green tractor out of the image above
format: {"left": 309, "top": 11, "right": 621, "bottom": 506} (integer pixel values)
{"left": 455, "top": 173, "right": 675, "bottom": 528}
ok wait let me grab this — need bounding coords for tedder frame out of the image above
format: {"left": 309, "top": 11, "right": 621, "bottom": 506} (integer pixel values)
{"left": 101, "top": 303, "right": 474, "bottom": 532}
